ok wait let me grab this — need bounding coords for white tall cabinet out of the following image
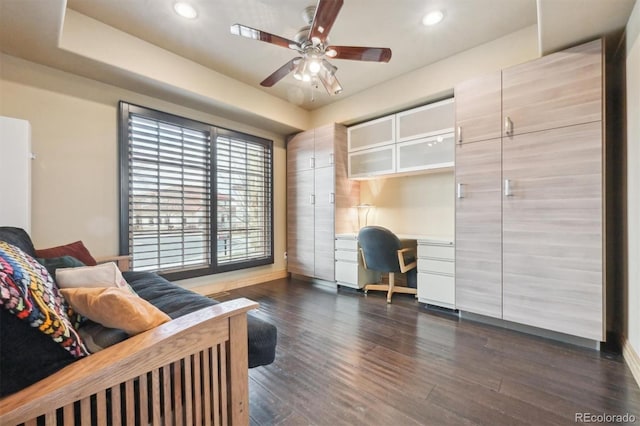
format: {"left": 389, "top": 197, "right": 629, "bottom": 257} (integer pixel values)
{"left": 0, "top": 117, "right": 32, "bottom": 233}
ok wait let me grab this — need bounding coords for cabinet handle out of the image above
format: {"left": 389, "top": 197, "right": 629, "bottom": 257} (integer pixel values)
{"left": 457, "top": 126, "right": 462, "bottom": 144}
{"left": 504, "top": 117, "right": 513, "bottom": 136}
{"left": 504, "top": 179, "right": 513, "bottom": 197}
{"left": 329, "top": 153, "right": 334, "bottom": 165}
{"left": 330, "top": 192, "right": 335, "bottom": 204}
{"left": 456, "top": 183, "right": 464, "bottom": 199}
{"left": 309, "top": 157, "right": 315, "bottom": 169}
{"left": 310, "top": 194, "right": 315, "bottom": 205}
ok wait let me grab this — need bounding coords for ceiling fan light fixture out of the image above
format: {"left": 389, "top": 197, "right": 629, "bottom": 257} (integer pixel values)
{"left": 422, "top": 10, "right": 444, "bottom": 26}
{"left": 308, "top": 59, "right": 321, "bottom": 74}
{"left": 325, "top": 48, "right": 337, "bottom": 58}
{"left": 173, "top": 2, "right": 198, "bottom": 19}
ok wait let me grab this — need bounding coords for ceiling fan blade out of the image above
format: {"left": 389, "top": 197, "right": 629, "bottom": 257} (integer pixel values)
{"left": 309, "top": 0, "right": 343, "bottom": 44}
{"left": 325, "top": 46, "right": 392, "bottom": 62}
{"left": 317, "top": 59, "right": 342, "bottom": 95}
{"left": 231, "top": 24, "right": 301, "bottom": 50}
{"left": 260, "top": 57, "right": 301, "bottom": 87}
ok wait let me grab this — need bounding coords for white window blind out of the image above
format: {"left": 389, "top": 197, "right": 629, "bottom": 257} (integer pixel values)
{"left": 215, "top": 134, "right": 272, "bottom": 268}
{"left": 127, "top": 114, "right": 211, "bottom": 273}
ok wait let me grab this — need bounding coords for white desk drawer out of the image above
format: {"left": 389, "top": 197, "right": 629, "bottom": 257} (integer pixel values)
{"left": 335, "top": 238, "right": 358, "bottom": 251}
{"left": 335, "top": 260, "right": 358, "bottom": 285}
{"left": 418, "top": 272, "right": 455, "bottom": 308}
{"left": 335, "top": 250, "right": 359, "bottom": 262}
{"left": 418, "top": 244, "right": 454, "bottom": 260}
{"left": 419, "top": 258, "right": 454, "bottom": 275}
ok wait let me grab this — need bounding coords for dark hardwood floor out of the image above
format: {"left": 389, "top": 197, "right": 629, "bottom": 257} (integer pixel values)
{"left": 216, "top": 277, "right": 640, "bottom": 426}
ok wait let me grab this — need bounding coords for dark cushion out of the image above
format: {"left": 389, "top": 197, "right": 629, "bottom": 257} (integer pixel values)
{"left": 0, "top": 227, "right": 36, "bottom": 258}
{"left": 0, "top": 309, "right": 76, "bottom": 396}
{"left": 123, "top": 271, "right": 277, "bottom": 368}
{"left": 37, "top": 255, "right": 85, "bottom": 277}
{"left": 35, "top": 241, "right": 98, "bottom": 266}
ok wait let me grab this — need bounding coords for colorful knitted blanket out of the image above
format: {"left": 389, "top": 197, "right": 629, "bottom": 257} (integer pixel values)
{"left": 0, "top": 241, "right": 88, "bottom": 358}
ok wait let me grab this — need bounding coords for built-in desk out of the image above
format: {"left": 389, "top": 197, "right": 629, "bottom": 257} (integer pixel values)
{"left": 335, "top": 233, "right": 455, "bottom": 309}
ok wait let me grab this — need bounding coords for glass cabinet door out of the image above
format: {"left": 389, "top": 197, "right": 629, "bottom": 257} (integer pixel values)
{"left": 347, "top": 115, "right": 395, "bottom": 152}
{"left": 396, "top": 132, "right": 454, "bottom": 173}
{"left": 348, "top": 144, "right": 395, "bottom": 178}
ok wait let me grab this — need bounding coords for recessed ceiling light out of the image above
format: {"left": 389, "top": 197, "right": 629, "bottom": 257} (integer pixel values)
{"left": 422, "top": 10, "right": 444, "bottom": 26}
{"left": 174, "top": 2, "right": 198, "bottom": 19}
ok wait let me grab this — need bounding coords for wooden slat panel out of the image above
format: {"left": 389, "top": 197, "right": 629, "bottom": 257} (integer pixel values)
{"left": 455, "top": 72, "right": 502, "bottom": 144}
{"left": 213, "top": 345, "right": 221, "bottom": 426}
{"left": 229, "top": 315, "right": 250, "bottom": 425}
{"left": 151, "top": 369, "right": 161, "bottom": 425}
{"left": 502, "top": 39, "right": 602, "bottom": 136}
{"left": 173, "top": 360, "right": 183, "bottom": 425}
{"left": 502, "top": 121, "right": 603, "bottom": 340}
{"left": 139, "top": 372, "right": 149, "bottom": 425}
{"left": 194, "top": 352, "right": 202, "bottom": 425}
{"left": 96, "top": 390, "right": 107, "bottom": 425}
{"left": 220, "top": 344, "right": 228, "bottom": 425}
{"left": 184, "top": 356, "right": 193, "bottom": 425}
{"left": 25, "top": 419, "right": 37, "bottom": 426}
{"left": 110, "top": 384, "right": 122, "bottom": 426}
{"left": 80, "top": 398, "right": 90, "bottom": 425}
{"left": 162, "top": 365, "right": 171, "bottom": 426}
{"left": 125, "top": 380, "right": 135, "bottom": 426}
{"left": 63, "top": 404, "right": 74, "bottom": 426}
{"left": 455, "top": 138, "right": 503, "bottom": 318}
{"left": 203, "top": 348, "right": 212, "bottom": 425}
{"left": 43, "top": 412, "right": 55, "bottom": 426}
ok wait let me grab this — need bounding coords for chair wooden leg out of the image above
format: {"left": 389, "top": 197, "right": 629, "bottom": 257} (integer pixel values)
{"left": 387, "top": 272, "right": 395, "bottom": 303}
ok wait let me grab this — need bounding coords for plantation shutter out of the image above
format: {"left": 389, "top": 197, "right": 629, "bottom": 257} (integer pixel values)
{"left": 215, "top": 131, "right": 273, "bottom": 270}
{"left": 127, "top": 114, "right": 211, "bottom": 273}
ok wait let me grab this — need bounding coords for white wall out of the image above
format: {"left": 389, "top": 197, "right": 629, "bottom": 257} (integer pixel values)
{"left": 626, "top": 0, "right": 640, "bottom": 370}
{"left": 0, "top": 54, "right": 287, "bottom": 293}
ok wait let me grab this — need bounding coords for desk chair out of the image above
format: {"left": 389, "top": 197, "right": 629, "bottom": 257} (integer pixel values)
{"left": 358, "top": 226, "right": 418, "bottom": 303}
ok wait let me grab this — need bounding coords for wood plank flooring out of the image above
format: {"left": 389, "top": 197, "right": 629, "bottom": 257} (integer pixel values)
{"left": 217, "top": 278, "right": 640, "bottom": 426}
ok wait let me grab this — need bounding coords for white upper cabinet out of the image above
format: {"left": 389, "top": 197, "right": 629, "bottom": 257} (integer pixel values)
{"left": 348, "top": 144, "right": 396, "bottom": 178}
{"left": 347, "top": 115, "right": 395, "bottom": 152}
{"left": 396, "top": 132, "right": 454, "bottom": 173}
{"left": 396, "top": 98, "right": 455, "bottom": 142}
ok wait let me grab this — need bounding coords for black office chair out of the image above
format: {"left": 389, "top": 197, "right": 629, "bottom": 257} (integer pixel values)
{"left": 358, "top": 226, "right": 417, "bottom": 303}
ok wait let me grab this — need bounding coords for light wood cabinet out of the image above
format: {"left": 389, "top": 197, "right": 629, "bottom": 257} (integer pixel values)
{"left": 287, "top": 123, "right": 359, "bottom": 282}
{"left": 502, "top": 122, "right": 603, "bottom": 340}
{"left": 502, "top": 39, "right": 602, "bottom": 137}
{"left": 454, "top": 38, "right": 609, "bottom": 342}
{"left": 455, "top": 138, "right": 502, "bottom": 318}
{"left": 454, "top": 72, "right": 502, "bottom": 144}
{"left": 0, "top": 117, "right": 32, "bottom": 233}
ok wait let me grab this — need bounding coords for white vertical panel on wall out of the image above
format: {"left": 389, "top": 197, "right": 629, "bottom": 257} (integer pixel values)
{"left": 0, "top": 116, "right": 32, "bottom": 233}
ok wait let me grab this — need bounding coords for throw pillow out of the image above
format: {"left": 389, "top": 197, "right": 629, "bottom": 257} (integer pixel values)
{"left": 56, "top": 262, "right": 131, "bottom": 290}
{"left": 60, "top": 287, "right": 170, "bottom": 335}
{"left": 0, "top": 241, "right": 89, "bottom": 358}
{"left": 77, "top": 321, "right": 128, "bottom": 353}
{"left": 35, "top": 241, "right": 97, "bottom": 266}
{"left": 36, "top": 255, "right": 85, "bottom": 278}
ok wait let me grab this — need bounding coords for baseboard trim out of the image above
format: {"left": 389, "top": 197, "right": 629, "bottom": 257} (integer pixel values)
{"left": 190, "top": 269, "right": 289, "bottom": 296}
{"left": 622, "top": 336, "right": 640, "bottom": 388}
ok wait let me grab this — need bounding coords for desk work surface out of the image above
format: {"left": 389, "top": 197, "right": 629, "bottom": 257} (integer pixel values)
{"left": 336, "top": 233, "right": 453, "bottom": 245}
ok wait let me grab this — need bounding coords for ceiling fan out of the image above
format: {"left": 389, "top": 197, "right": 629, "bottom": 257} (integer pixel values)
{"left": 230, "top": 0, "right": 392, "bottom": 96}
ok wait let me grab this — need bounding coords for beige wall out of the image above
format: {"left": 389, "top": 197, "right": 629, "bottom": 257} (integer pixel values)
{"left": 359, "top": 171, "right": 454, "bottom": 238}
{"left": 0, "top": 54, "right": 287, "bottom": 293}
{"left": 626, "top": 0, "right": 640, "bottom": 371}
{"left": 309, "top": 25, "right": 539, "bottom": 127}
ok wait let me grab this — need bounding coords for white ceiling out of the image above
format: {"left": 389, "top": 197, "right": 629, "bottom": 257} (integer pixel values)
{"left": 65, "top": 0, "right": 540, "bottom": 110}
{"left": 0, "top": 0, "right": 636, "bottom": 128}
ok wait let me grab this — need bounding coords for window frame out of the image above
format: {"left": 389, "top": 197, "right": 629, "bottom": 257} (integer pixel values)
{"left": 118, "top": 102, "right": 274, "bottom": 281}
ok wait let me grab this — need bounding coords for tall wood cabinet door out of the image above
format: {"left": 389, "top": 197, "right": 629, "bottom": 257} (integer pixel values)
{"left": 287, "top": 169, "right": 315, "bottom": 277}
{"left": 455, "top": 138, "right": 503, "bottom": 318}
{"left": 454, "top": 72, "right": 502, "bottom": 144}
{"left": 314, "top": 166, "right": 336, "bottom": 281}
{"left": 287, "top": 129, "right": 315, "bottom": 173}
{"left": 502, "top": 39, "right": 602, "bottom": 137}
{"left": 502, "top": 121, "right": 603, "bottom": 341}
{"left": 314, "top": 124, "right": 336, "bottom": 169}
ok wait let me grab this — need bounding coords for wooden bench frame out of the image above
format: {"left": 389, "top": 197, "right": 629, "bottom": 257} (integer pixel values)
{"left": 0, "top": 298, "right": 258, "bottom": 425}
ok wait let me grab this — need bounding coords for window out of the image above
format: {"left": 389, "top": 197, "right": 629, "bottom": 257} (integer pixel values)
{"left": 119, "top": 102, "right": 273, "bottom": 280}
